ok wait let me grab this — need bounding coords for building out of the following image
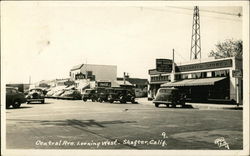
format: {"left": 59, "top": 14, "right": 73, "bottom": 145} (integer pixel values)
{"left": 148, "top": 57, "right": 243, "bottom": 104}
{"left": 70, "top": 64, "right": 117, "bottom": 93}
{"left": 117, "top": 77, "right": 148, "bottom": 97}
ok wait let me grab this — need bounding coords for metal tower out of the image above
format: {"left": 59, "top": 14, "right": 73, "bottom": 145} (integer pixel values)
{"left": 190, "top": 6, "right": 201, "bottom": 60}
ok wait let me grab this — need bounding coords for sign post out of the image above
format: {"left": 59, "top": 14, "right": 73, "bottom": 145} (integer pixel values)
{"left": 232, "top": 70, "right": 243, "bottom": 106}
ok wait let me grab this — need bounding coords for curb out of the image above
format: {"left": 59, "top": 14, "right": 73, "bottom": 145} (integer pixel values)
{"left": 189, "top": 103, "right": 242, "bottom": 110}
{"left": 136, "top": 98, "right": 243, "bottom": 110}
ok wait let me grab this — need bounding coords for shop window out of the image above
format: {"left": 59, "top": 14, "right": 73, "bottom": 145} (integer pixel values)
{"left": 212, "top": 70, "right": 230, "bottom": 77}
{"left": 192, "top": 73, "right": 201, "bottom": 79}
{"left": 201, "top": 72, "right": 207, "bottom": 78}
{"left": 212, "top": 71, "right": 215, "bottom": 77}
{"left": 207, "top": 72, "right": 212, "bottom": 77}
{"left": 175, "top": 74, "right": 181, "bottom": 80}
{"left": 181, "top": 74, "right": 189, "bottom": 79}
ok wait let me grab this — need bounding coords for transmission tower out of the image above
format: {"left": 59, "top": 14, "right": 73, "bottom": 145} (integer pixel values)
{"left": 190, "top": 6, "right": 201, "bottom": 60}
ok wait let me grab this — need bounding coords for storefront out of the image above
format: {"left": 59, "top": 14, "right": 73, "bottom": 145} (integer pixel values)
{"left": 148, "top": 57, "right": 243, "bottom": 104}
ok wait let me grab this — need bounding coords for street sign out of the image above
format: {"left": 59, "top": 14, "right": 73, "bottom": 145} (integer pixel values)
{"left": 232, "top": 69, "right": 243, "bottom": 78}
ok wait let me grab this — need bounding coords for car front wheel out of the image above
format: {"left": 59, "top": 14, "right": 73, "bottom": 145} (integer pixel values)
{"left": 155, "top": 103, "right": 159, "bottom": 107}
{"left": 12, "top": 100, "right": 21, "bottom": 108}
{"left": 82, "top": 98, "right": 87, "bottom": 102}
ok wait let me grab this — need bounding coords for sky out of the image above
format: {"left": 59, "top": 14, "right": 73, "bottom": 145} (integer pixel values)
{"left": 1, "top": 2, "right": 243, "bottom": 84}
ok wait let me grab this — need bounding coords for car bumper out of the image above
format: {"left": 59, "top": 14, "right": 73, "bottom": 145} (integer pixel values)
{"left": 27, "top": 99, "right": 44, "bottom": 102}
{"left": 153, "top": 100, "right": 172, "bottom": 104}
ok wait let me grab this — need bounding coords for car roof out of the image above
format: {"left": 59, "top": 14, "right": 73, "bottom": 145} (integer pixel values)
{"left": 160, "top": 87, "right": 178, "bottom": 90}
{"left": 6, "top": 87, "right": 16, "bottom": 89}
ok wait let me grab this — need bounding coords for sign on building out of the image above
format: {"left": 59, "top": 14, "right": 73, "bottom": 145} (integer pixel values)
{"left": 156, "top": 59, "right": 172, "bottom": 72}
{"left": 176, "top": 59, "right": 233, "bottom": 72}
{"left": 97, "top": 81, "right": 111, "bottom": 87}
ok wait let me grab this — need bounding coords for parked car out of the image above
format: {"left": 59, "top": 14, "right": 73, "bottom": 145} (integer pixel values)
{"left": 107, "top": 88, "right": 136, "bottom": 104}
{"left": 82, "top": 89, "right": 97, "bottom": 102}
{"left": 6, "top": 87, "right": 26, "bottom": 108}
{"left": 60, "top": 89, "right": 82, "bottom": 100}
{"left": 26, "top": 88, "right": 45, "bottom": 104}
{"left": 153, "top": 87, "right": 186, "bottom": 108}
{"left": 98, "top": 88, "right": 114, "bottom": 102}
{"left": 52, "top": 90, "right": 65, "bottom": 98}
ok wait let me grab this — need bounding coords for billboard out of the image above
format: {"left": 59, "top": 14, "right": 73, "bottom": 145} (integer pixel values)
{"left": 156, "top": 59, "right": 172, "bottom": 72}
{"left": 97, "top": 81, "right": 112, "bottom": 87}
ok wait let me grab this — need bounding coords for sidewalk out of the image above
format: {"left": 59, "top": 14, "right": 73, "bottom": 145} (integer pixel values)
{"left": 187, "top": 103, "right": 242, "bottom": 110}
{"left": 136, "top": 98, "right": 243, "bottom": 110}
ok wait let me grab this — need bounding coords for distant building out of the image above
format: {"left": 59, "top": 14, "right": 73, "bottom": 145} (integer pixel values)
{"left": 117, "top": 77, "right": 148, "bottom": 97}
{"left": 148, "top": 57, "right": 243, "bottom": 104}
{"left": 70, "top": 64, "right": 117, "bottom": 93}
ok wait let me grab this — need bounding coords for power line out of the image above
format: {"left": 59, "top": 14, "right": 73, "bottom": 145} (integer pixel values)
{"left": 166, "top": 6, "right": 242, "bottom": 17}
{"left": 132, "top": 6, "right": 242, "bottom": 22}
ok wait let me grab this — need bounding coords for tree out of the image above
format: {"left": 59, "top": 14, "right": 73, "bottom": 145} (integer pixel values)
{"left": 209, "top": 39, "right": 242, "bottom": 59}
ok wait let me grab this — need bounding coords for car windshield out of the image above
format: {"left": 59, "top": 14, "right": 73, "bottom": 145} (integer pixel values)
{"left": 30, "top": 89, "right": 43, "bottom": 92}
{"left": 106, "top": 89, "right": 114, "bottom": 93}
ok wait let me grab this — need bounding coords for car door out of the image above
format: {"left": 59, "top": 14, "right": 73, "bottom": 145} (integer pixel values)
{"left": 6, "top": 88, "right": 13, "bottom": 104}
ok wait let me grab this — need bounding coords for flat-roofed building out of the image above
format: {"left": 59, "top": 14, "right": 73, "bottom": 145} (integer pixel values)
{"left": 148, "top": 57, "right": 243, "bottom": 104}
{"left": 70, "top": 64, "right": 117, "bottom": 93}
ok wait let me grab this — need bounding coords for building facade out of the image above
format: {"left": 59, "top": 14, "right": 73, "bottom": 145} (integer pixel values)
{"left": 148, "top": 57, "right": 243, "bottom": 104}
{"left": 70, "top": 64, "right": 117, "bottom": 93}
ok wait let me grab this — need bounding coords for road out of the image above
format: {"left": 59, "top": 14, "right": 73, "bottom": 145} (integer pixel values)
{"left": 6, "top": 98, "right": 243, "bottom": 150}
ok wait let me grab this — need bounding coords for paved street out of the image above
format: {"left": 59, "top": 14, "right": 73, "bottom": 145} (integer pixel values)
{"left": 6, "top": 98, "right": 243, "bottom": 150}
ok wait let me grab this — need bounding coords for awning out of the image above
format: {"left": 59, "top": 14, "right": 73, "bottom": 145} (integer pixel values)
{"left": 113, "top": 80, "right": 133, "bottom": 87}
{"left": 161, "top": 77, "right": 227, "bottom": 87}
{"left": 149, "top": 81, "right": 169, "bottom": 85}
{"left": 77, "top": 82, "right": 90, "bottom": 90}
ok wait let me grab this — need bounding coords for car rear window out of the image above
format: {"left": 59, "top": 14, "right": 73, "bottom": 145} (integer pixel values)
{"left": 159, "top": 89, "right": 172, "bottom": 94}
{"left": 85, "top": 90, "right": 92, "bottom": 93}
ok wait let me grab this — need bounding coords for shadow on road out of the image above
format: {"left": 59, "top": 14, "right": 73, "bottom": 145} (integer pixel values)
{"left": 225, "top": 107, "right": 243, "bottom": 110}
{"left": 6, "top": 106, "right": 33, "bottom": 110}
{"left": 7, "top": 119, "right": 136, "bottom": 128}
{"left": 102, "top": 102, "right": 139, "bottom": 105}
{"left": 39, "top": 119, "right": 137, "bottom": 128}
{"left": 27, "top": 102, "right": 52, "bottom": 105}
{"left": 157, "top": 105, "right": 195, "bottom": 109}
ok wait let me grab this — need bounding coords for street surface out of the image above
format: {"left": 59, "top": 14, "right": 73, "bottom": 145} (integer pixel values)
{"left": 6, "top": 98, "right": 243, "bottom": 150}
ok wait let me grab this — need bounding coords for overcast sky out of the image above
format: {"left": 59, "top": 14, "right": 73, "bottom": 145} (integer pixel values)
{"left": 1, "top": 2, "right": 243, "bottom": 84}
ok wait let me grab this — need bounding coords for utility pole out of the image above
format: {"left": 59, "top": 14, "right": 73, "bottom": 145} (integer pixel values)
{"left": 171, "top": 49, "right": 175, "bottom": 83}
{"left": 190, "top": 6, "right": 201, "bottom": 60}
{"left": 123, "top": 72, "right": 128, "bottom": 85}
{"left": 85, "top": 59, "right": 88, "bottom": 80}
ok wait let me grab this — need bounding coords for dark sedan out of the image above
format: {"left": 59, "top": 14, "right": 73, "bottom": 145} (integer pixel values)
{"left": 6, "top": 87, "right": 26, "bottom": 108}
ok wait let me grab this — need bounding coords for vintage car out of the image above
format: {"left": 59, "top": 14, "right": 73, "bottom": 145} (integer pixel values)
{"left": 6, "top": 87, "right": 26, "bottom": 108}
{"left": 60, "top": 89, "right": 82, "bottom": 100}
{"left": 153, "top": 87, "right": 186, "bottom": 108}
{"left": 82, "top": 89, "right": 98, "bottom": 102}
{"left": 26, "top": 88, "right": 45, "bottom": 104}
{"left": 52, "top": 90, "right": 65, "bottom": 98}
{"left": 98, "top": 88, "right": 115, "bottom": 102}
{"left": 107, "top": 88, "right": 136, "bottom": 104}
